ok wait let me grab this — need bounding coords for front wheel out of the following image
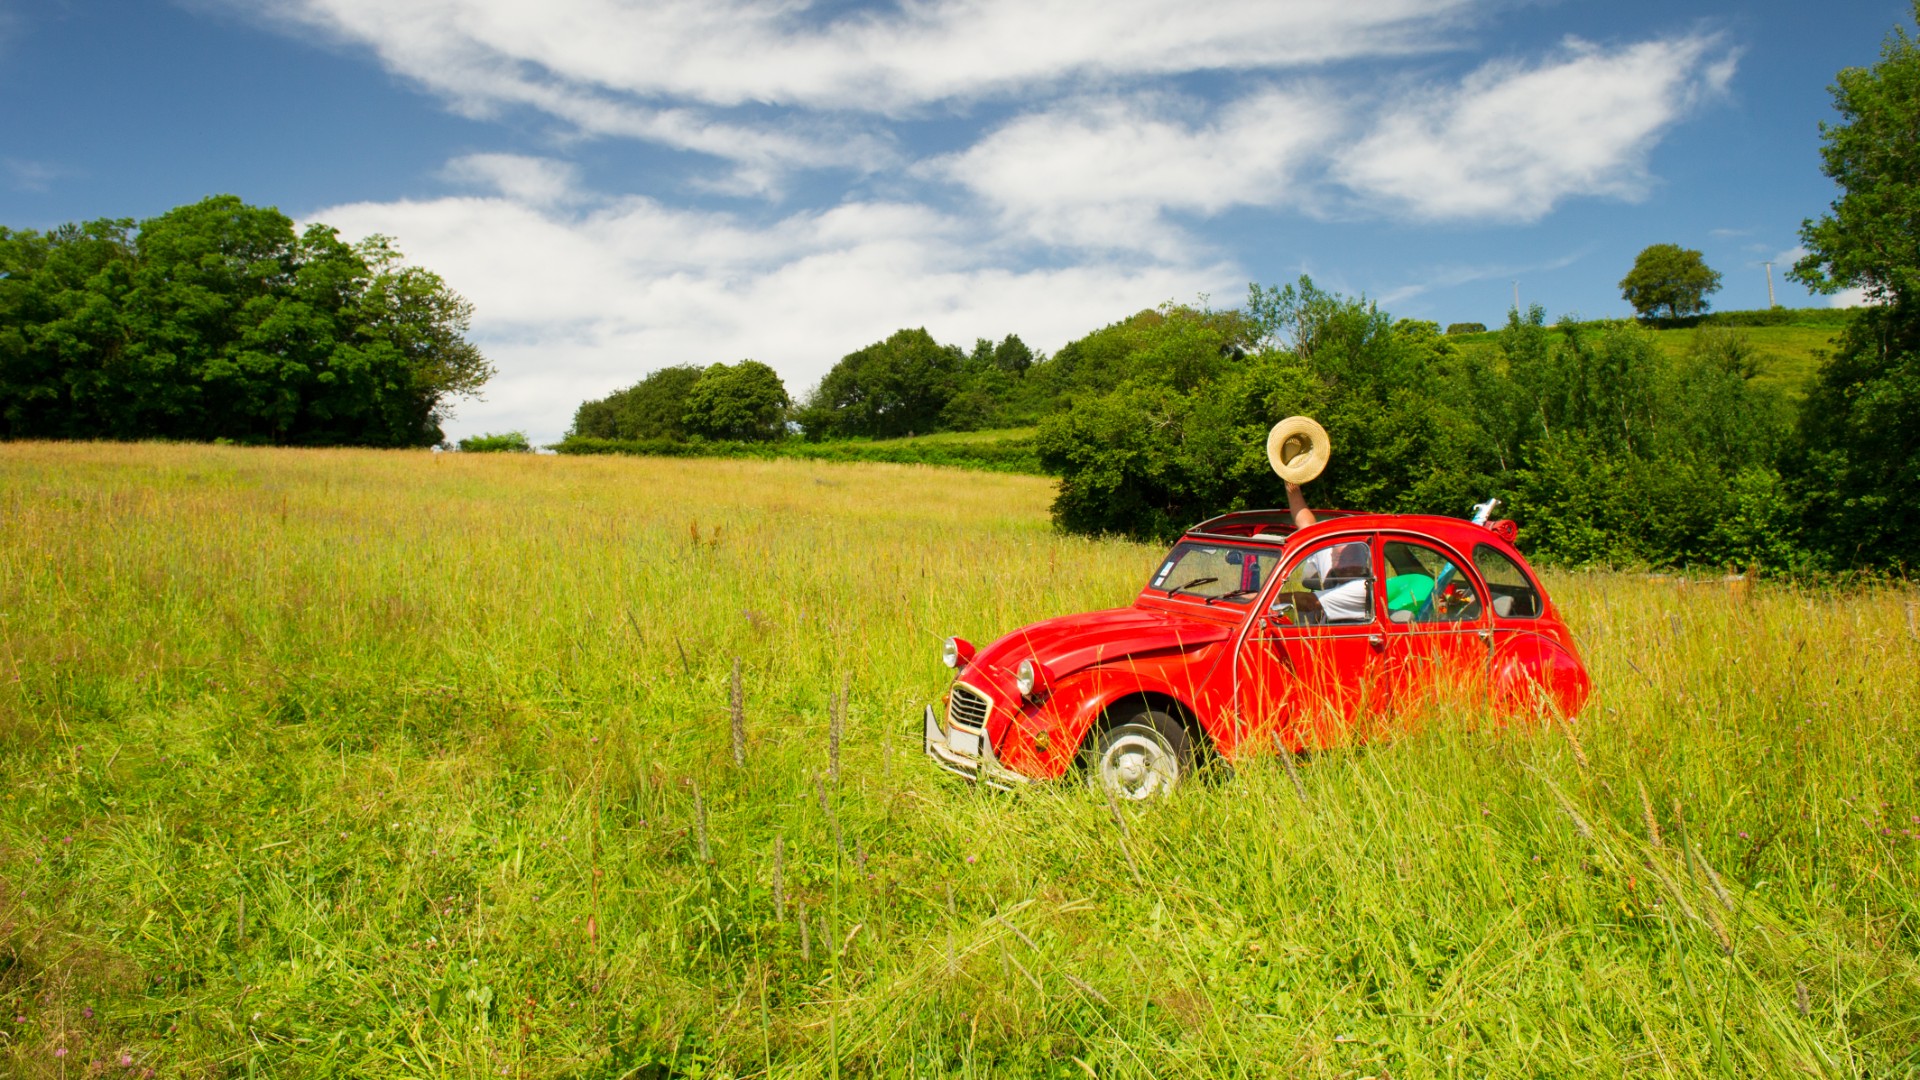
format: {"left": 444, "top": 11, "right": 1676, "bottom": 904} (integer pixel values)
{"left": 1085, "top": 709, "right": 1192, "bottom": 801}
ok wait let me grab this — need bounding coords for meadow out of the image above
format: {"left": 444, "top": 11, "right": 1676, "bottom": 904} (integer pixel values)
{"left": 1, "top": 442, "right": 1916, "bottom": 1078}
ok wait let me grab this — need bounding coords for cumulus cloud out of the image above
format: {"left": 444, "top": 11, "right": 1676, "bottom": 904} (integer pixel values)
{"left": 930, "top": 88, "right": 1342, "bottom": 255}
{"left": 1336, "top": 35, "right": 1736, "bottom": 221}
{"left": 311, "top": 185, "right": 1231, "bottom": 442}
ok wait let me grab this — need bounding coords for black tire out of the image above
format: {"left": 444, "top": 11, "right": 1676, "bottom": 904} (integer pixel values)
{"left": 1084, "top": 707, "right": 1193, "bottom": 800}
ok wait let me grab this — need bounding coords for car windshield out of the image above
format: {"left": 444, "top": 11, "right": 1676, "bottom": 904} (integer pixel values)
{"left": 1148, "top": 542, "right": 1283, "bottom": 603}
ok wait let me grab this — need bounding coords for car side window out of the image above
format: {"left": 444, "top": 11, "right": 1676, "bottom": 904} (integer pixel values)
{"left": 1272, "top": 540, "right": 1375, "bottom": 625}
{"left": 1473, "top": 544, "right": 1542, "bottom": 618}
{"left": 1380, "top": 541, "right": 1482, "bottom": 624}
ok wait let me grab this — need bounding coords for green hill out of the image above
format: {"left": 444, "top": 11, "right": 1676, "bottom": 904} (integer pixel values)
{"left": 1449, "top": 307, "right": 1854, "bottom": 400}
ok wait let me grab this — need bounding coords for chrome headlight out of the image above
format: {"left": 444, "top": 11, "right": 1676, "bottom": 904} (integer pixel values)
{"left": 942, "top": 636, "right": 974, "bottom": 669}
{"left": 1016, "top": 658, "right": 1038, "bottom": 698}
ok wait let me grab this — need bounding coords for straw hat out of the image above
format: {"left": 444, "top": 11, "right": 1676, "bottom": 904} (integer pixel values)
{"left": 1266, "top": 415, "right": 1330, "bottom": 484}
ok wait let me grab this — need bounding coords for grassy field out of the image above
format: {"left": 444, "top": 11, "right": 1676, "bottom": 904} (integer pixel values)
{"left": 549, "top": 429, "right": 1043, "bottom": 476}
{"left": 1448, "top": 310, "right": 1850, "bottom": 400}
{"left": 2, "top": 443, "right": 1917, "bottom": 1078}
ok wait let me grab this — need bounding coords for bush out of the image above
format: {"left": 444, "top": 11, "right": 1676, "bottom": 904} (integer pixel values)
{"left": 1446, "top": 322, "right": 1488, "bottom": 335}
{"left": 569, "top": 366, "right": 702, "bottom": 441}
{"left": 457, "top": 431, "right": 532, "bottom": 453}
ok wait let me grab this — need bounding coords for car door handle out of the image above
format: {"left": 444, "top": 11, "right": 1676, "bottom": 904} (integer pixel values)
{"left": 1369, "top": 634, "right": 1385, "bottom": 649}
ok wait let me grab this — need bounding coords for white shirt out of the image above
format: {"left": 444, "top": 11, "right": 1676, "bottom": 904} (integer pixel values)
{"left": 1304, "top": 545, "right": 1373, "bottom": 623}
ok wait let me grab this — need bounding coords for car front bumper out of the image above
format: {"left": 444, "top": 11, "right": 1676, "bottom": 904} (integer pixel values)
{"left": 923, "top": 704, "right": 1033, "bottom": 790}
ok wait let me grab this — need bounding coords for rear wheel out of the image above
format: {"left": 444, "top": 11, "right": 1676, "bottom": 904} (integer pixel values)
{"left": 1085, "top": 708, "right": 1192, "bottom": 800}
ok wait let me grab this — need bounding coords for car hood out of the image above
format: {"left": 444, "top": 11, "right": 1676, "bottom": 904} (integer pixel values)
{"left": 970, "top": 604, "right": 1234, "bottom": 684}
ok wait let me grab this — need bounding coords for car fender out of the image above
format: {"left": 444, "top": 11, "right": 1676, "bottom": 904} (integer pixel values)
{"left": 1489, "top": 631, "right": 1591, "bottom": 719}
{"left": 1058, "top": 664, "right": 1210, "bottom": 756}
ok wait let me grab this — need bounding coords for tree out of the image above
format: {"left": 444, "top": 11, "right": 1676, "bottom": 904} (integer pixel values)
{"left": 683, "top": 360, "right": 790, "bottom": 441}
{"left": 569, "top": 365, "right": 702, "bottom": 441}
{"left": 0, "top": 195, "right": 491, "bottom": 446}
{"left": 1619, "top": 244, "right": 1723, "bottom": 319}
{"left": 1784, "top": 4, "right": 1920, "bottom": 568}
{"left": 1790, "top": 2, "right": 1920, "bottom": 305}
{"left": 796, "top": 328, "right": 963, "bottom": 439}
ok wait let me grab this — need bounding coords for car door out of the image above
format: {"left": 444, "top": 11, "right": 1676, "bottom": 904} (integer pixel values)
{"left": 1236, "top": 536, "right": 1389, "bottom": 751}
{"left": 1378, "top": 536, "right": 1491, "bottom": 715}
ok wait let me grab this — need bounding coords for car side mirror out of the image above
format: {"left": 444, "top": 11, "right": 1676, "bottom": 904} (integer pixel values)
{"left": 1269, "top": 602, "right": 1297, "bottom": 625}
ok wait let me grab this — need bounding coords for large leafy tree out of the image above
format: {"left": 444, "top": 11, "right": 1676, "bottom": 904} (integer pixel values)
{"left": 1786, "top": 2, "right": 1920, "bottom": 568}
{"left": 1791, "top": 3, "right": 1920, "bottom": 305}
{"left": 0, "top": 195, "right": 490, "bottom": 446}
{"left": 1619, "top": 243, "right": 1723, "bottom": 319}
{"left": 683, "top": 360, "right": 790, "bottom": 441}
{"left": 796, "top": 328, "right": 963, "bottom": 439}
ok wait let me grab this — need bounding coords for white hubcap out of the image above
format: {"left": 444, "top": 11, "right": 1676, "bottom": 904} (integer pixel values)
{"left": 1099, "top": 730, "right": 1177, "bottom": 800}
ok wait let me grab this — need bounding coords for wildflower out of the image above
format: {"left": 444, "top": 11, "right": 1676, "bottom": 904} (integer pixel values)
{"left": 121, "top": 1054, "right": 134, "bottom": 1067}
{"left": 83, "top": 1006, "right": 93, "bottom": 1019}
{"left": 1738, "top": 831, "right": 1749, "bottom": 840}
{"left": 13, "top": 1015, "right": 24, "bottom": 1023}
{"left": 54, "top": 1047, "right": 67, "bottom": 1058}
{"left": 965, "top": 855, "right": 976, "bottom": 864}
{"left": 62, "top": 836, "right": 72, "bottom": 845}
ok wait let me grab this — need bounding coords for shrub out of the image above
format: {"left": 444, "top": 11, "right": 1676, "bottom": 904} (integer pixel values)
{"left": 1446, "top": 322, "right": 1488, "bottom": 335}
{"left": 457, "top": 431, "right": 532, "bottom": 453}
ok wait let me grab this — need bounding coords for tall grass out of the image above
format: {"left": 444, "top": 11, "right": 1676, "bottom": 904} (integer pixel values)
{"left": 1, "top": 442, "right": 1915, "bottom": 1077}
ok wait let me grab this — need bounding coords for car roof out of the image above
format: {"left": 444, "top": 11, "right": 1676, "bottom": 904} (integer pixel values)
{"left": 1184, "top": 509, "right": 1520, "bottom": 556}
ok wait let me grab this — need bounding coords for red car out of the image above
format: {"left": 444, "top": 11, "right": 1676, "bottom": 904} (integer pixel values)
{"left": 924, "top": 506, "right": 1591, "bottom": 798}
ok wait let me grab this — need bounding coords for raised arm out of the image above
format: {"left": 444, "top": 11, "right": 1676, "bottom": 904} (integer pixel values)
{"left": 1286, "top": 481, "right": 1316, "bottom": 529}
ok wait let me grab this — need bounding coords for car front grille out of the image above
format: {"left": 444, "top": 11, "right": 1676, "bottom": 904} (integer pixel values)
{"left": 948, "top": 683, "right": 992, "bottom": 732}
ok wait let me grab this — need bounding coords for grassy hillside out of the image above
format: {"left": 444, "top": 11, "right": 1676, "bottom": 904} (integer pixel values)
{"left": 3, "top": 443, "right": 1917, "bottom": 1077}
{"left": 1449, "top": 308, "right": 1853, "bottom": 400}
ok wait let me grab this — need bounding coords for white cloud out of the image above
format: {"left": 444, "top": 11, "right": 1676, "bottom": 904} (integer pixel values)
{"left": 930, "top": 88, "right": 1342, "bottom": 254}
{"left": 441, "top": 153, "right": 579, "bottom": 206}
{"left": 260, "top": 0, "right": 1474, "bottom": 112}
{"left": 1374, "top": 247, "right": 1588, "bottom": 306}
{"left": 1336, "top": 34, "right": 1735, "bottom": 221}
{"left": 1828, "top": 286, "right": 1884, "bottom": 308}
{"left": 310, "top": 184, "right": 1229, "bottom": 443}
{"left": 235, "top": 0, "right": 1481, "bottom": 190}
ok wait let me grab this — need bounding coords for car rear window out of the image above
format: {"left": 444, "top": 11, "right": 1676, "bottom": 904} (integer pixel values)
{"left": 1474, "top": 544, "right": 1542, "bottom": 618}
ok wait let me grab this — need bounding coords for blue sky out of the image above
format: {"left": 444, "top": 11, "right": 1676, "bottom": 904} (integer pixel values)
{"left": 1, "top": 0, "right": 1907, "bottom": 443}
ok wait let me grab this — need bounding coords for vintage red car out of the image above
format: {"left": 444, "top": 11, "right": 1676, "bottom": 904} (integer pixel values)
{"left": 924, "top": 506, "right": 1590, "bottom": 797}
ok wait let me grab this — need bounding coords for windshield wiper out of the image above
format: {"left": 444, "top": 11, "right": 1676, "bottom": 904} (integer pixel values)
{"left": 1206, "top": 588, "right": 1258, "bottom": 605}
{"left": 1164, "top": 575, "right": 1218, "bottom": 597}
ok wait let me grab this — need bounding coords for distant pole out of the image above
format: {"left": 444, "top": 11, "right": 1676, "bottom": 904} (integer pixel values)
{"left": 1512, "top": 281, "right": 1520, "bottom": 313}
{"left": 1763, "top": 262, "right": 1778, "bottom": 308}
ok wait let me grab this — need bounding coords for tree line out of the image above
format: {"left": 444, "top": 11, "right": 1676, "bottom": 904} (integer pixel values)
{"left": 0, "top": 195, "right": 490, "bottom": 447}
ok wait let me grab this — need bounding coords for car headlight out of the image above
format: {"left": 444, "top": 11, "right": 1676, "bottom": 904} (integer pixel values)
{"left": 1016, "top": 658, "right": 1038, "bottom": 697}
{"left": 942, "top": 636, "right": 974, "bottom": 669}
